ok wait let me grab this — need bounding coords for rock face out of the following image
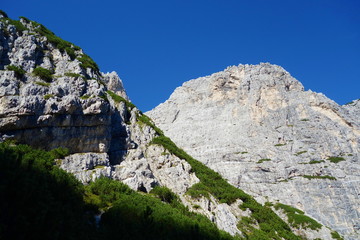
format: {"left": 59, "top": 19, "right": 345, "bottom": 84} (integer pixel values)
{"left": 0, "top": 13, "right": 349, "bottom": 239}
{"left": 148, "top": 63, "right": 360, "bottom": 240}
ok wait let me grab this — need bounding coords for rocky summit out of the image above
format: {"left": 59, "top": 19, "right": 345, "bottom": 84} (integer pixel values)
{"left": 1, "top": 11, "right": 356, "bottom": 240}
{"left": 148, "top": 63, "right": 360, "bottom": 240}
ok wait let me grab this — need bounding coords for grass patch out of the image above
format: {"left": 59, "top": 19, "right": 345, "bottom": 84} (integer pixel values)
{"left": 106, "top": 90, "right": 136, "bottom": 110}
{"left": 35, "top": 81, "right": 50, "bottom": 87}
{"left": 274, "top": 143, "right": 286, "bottom": 147}
{"left": 327, "top": 156, "right": 345, "bottom": 163}
{"left": 274, "top": 203, "right": 322, "bottom": 230}
{"left": 331, "top": 231, "right": 344, "bottom": 240}
{"left": 7, "top": 65, "right": 26, "bottom": 79}
{"left": 43, "top": 94, "right": 54, "bottom": 100}
{"left": 137, "top": 114, "right": 164, "bottom": 135}
{"left": 300, "top": 118, "right": 309, "bottom": 121}
{"left": 30, "top": 20, "right": 78, "bottom": 60}
{"left": 294, "top": 151, "right": 307, "bottom": 156}
{"left": 33, "top": 67, "right": 53, "bottom": 82}
{"left": 77, "top": 54, "right": 99, "bottom": 73}
{"left": 64, "top": 72, "right": 83, "bottom": 78}
{"left": 80, "top": 95, "right": 91, "bottom": 100}
{"left": 257, "top": 158, "right": 271, "bottom": 164}
{"left": 302, "top": 175, "right": 336, "bottom": 180}
{"left": 308, "top": 160, "right": 325, "bottom": 164}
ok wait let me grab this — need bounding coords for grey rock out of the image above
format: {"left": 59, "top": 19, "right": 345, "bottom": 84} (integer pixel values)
{"left": 148, "top": 63, "right": 360, "bottom": 239}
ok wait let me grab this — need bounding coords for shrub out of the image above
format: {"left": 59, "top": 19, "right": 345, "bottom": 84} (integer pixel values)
{"left": 137, "top": 114, "right": 163, "bottom": 135}
{"left": 6, "top": 65, "right": 26, "bottom": 79}
{"left": 294, "top": 151, "right": 307, "bottom": 156}
{"left": 274, "top": 143, "right": 286, "bottom": 147}
{"left": 77, "top": 54, "right": 99, "bottom": 73}
{"left": 106, "top": 90, "right": 136, "bottom": 110}
{"left": 35, "top": 81, "right": 50, "bottom": 87}
{"left": 150, "top": 186, "right": 178, "bottom": 204}
{"left": 0, "top": 9, "right": 9, "bottom": 18}
{"left": 331, "top": 231, "right": 344, "bottom": 240}
{"left": 43, "top": 94, "right": 54, "bottom": 100}
{"left": 64, "top": 72, "right": 82, "bottom": 78}
{"left": 302, "top": 175, "right": 336, "bottom": 180}
{"left": 274, "top": 203, "right": 322, "bottom": 230}
{"left": 308, "top": 160, "right": 325, "bottom": 164}
{"left": 33, "top": 67, "right": 53, "bottom": 82}
{"left": 257, "top": 158, "right": 271, "bottom": 164}
{"left": 327, "top": 156, "right": 345, "bottom": 163}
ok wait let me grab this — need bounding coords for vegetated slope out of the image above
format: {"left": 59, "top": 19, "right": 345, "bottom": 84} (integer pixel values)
{"left": 0, "top": 11, "right": 342, "bottom": 240}
{"left": 0, "top": 142, "right": 234, "bottom": 240}
{"left": 147, "top": 63, "right": 359, "bottom": 240}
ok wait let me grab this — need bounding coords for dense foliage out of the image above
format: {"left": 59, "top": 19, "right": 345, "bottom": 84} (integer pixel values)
{"left": 273, "top": 203, "right": 322, "bottom": 230}
{"left": 0, "top": 142, "right": 93, "bottom": 240}
{"left": 32, "top": 67, "right": 53, "bottom": 82}
{"left": 6, "top": 65, "right": 26, "bottom": 79}
{"left": 0, "top": 142, "right": 236, "bottom": 240}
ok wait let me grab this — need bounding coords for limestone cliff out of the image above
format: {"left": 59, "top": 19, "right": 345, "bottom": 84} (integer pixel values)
{"left": 148, "top": 63, "right": 360, "bottom": 240}
{"left": 0, "top": 12, "right": 346, "bottom": 240}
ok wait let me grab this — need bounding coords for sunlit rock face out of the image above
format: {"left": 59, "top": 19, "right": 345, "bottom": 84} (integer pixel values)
{"left": 148, "top": 63, "right": 360, "bottom": 240}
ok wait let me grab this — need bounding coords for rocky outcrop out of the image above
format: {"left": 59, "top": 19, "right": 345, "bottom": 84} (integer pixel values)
{"left": 0, "top": 13, "right": 347, "bottom": 239}
{"left": 148, "top": 63, "right": 360, "bottom": 240}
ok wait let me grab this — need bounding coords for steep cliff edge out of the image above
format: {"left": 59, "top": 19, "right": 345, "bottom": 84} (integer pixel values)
{"left": 148, "top": 63, "right": 360, "bottom": 240}
{"left": 0, "top": 12, "right": 345, "bottom": 240}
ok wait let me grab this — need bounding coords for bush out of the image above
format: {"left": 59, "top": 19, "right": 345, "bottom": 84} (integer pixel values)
{"left": 274, "top": 203, "right": 322, "bottom": 230}
{"left": 7, "top": 65, "right": 26, "bottom": 79}
{"left": 43, "top": 94, "right": 54, "bottom": 100}
{"left": 327, "top": 156, "right": 345, "bottom": 163}
{"left": 0, "top": 9, "right": 9, "bottom": 18}
{"left": 33, "top": 67, "right": 53, "bottom": 82}
{"left": 106, "top": 90, "right": 136, "bottom": 110}
{"left": 302, "top": 175, "right": 336, "bottom": 180}
{"left": 77, "top": 54, "right": 99, "bottom": 73}
{"left": 257, "top": 158, "right": 271, "bottom": 164}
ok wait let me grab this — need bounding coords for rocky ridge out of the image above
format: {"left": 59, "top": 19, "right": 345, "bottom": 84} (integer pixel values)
{"left": 148, "top": 63, "right": 360, "bottom": 240}
{"left": 0, "top": 12, "right": 345, "bottom": 240}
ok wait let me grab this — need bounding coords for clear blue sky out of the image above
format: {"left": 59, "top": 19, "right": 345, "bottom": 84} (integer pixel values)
{"left": 3, "top": 0, "right": 359, "bottom": 111}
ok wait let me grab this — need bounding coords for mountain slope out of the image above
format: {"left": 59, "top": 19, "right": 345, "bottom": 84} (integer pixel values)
{"left": 147, "top": 63, "right": 359, "bottom": 240}
{"left": 0, "top": 11, "right": 344, "bottom": 240}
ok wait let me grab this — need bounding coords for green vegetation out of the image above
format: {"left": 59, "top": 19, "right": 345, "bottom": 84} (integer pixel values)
{"left": 78, "top": 54, "right": 100, "bottom": 73}
{"left": 257, "top": 158, "right": 271, "bottom": 164}
{"left": 137, "top": 114, "right": 164, "bottom": 135}
{"left": 30, "top": 20, "right": 78, "bottom": 60}
{"left": 6, "top": 65, "right": 26, "bottom": 78}
{"left": 64, "top": 72, "right": 83, "bottom": 78}
{"left": 308, "top": 160, "right": 325, "bottom": 164}
{"left": 106, "top": 90, "right": 136, "bottom": 110}
{"left": 0, "top": 10, "right": 9, "bottom": 18}
{"left": 0, "top": 16, "right": 28, "bottom": 33}
{"left": 274, "top": 143, "right": 286, "bottom": 147}
{"left": 327, "top": 156, "right": 345, "bottom": 163}
{"left": 302, "top": 175, "right": 337, "bottom": 180}
{"left": 300, "top": 118, "right": 309, "bottom": 121}
{"left": 33, "top": 67, "right": 53, "bottom": 82}
{"left": 0, "top": 142, "right": 91, "bottom": 240}
{"left": 43, "top": 94, "right": 54, "bottom": 100}
{"left": 274, "top": 203, "right": 322, "bottom": 230}
{"left": 35, "top": 81, "right": 50, "bottom": 87}
{"left": 80, "top": 95, "right": 91, "bottom": 100}
{"left": 294, "top": 151, "right": 307, "bottom": 156}
{"left": 331, "top": 231, "right": 344, "bottom": 240}
{"left": 150, "top": 135, "right": 302, "bottom": 240}
{"left": 0, "top": 142, "right": 236, "bottom": 240}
